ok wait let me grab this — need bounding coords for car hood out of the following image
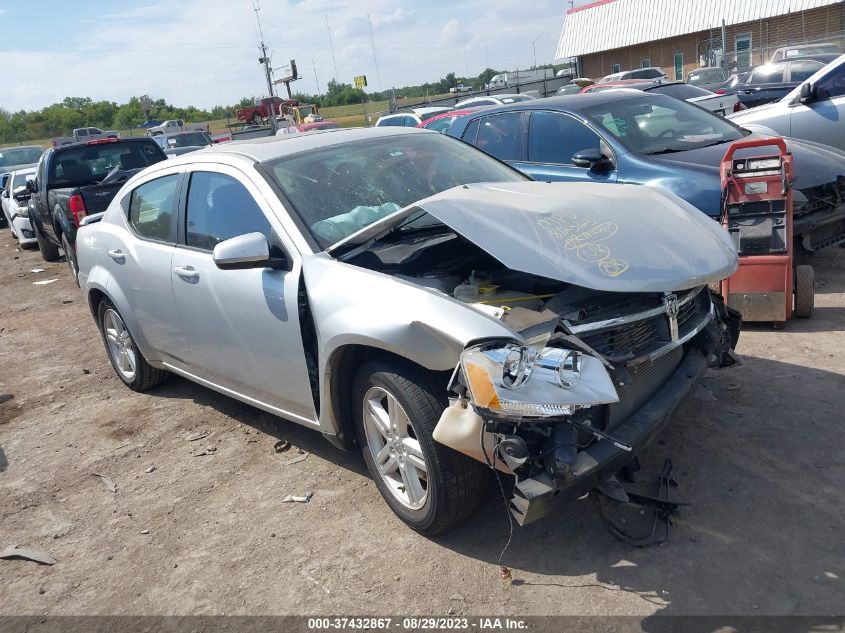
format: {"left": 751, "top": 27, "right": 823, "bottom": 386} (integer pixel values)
{"left": 649, "top": 134, "right": 845, "bottom": 192}
{"left": 341, "top": 182, "right": 737, "bottom": 293}
{"left": 727, "top": 100, "right": 782, "bottom": 122}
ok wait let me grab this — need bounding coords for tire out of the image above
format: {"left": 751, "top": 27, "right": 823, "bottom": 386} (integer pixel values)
{"left": 252, "top": 113, "right": 262, "bottom": 125}
{"left": 61, "top": 233, "right": 80, "bottom": 287}
{"left": 33, "top": 220, "right": 61, "bottom": 262}
{"left": 97, "top": 298, "right": 168, "bottom": 391}
{"left": 794, "top": 264, "right": 814, "bottom": 318}
{"left": 352, "top": 359, "right": 489, "bottom": 535}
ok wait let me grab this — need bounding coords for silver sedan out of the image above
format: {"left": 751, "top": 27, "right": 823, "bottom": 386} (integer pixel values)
{"left": 76, "top": 128, "right": 740, "bottom": 533}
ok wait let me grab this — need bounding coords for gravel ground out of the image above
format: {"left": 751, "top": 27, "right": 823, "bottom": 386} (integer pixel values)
{"left": 0, "top": 229, "right": 843, "bottom": 620}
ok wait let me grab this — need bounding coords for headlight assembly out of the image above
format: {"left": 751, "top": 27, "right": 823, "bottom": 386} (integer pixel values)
{"left": 460, "top": 342, "right": 619, "bottom": 418}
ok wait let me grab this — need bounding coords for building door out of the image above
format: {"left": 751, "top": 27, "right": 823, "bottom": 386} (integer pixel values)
{"left": 673, "top": 52, "right": 683, "bottom": 81}
{"left": 735, "top": 33, "right": 752, "bottom": 71}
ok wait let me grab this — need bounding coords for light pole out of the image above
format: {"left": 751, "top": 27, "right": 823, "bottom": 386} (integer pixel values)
{"left": 532, "top": 32, "right": 544, "bottom": 69}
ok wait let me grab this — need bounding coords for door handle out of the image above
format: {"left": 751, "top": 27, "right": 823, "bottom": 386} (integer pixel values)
{"left": 108, "top": 249, "right": 125, "bottom": 263}
{"left": 174, "top": 265, "right": 199, "bottom": 280}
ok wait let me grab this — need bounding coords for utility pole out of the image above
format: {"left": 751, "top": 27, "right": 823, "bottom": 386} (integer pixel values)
{"left": 253, "top": 1, "right": 278, "bottom": 133}
{"left": 532, "top": 32, "right": 543, "bottom": 70}
{"left": 325, "top": 14, "right": 339, "bottom": 82}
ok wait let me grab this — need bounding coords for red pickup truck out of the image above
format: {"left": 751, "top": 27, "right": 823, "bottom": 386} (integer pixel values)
{"left": 237, "top": 97, "right": 299, "bottom": 124}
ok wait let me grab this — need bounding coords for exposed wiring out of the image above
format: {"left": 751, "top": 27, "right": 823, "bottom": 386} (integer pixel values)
{"left": 480, "top": 421, "right": 514, "bottom": 573}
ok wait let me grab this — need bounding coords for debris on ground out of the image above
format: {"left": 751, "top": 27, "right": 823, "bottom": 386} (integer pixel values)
{"left": 192, "top": 446, "right": 216, "bottom": 457}
{"left": 273, "top": 440, "right": 291, "bottom": 453}
{"left": 500, "top": 566, "right": 512, "bottom": 582}
{"left": 0, "top": 545, "right": 57, "bottom": 565}
{"left": 144, "top": 466, "right": 156, "bottom": 474}
{"left": 140, "top": 529, "right": 150, "bottom": 535}
{"left": 61, "top": 299, "right": 73, "bottom": 304}
{"left": 186, "top": 431, "right": 210, "bottom": 442}
{"left": 283, "top": 452, "right": 309, "bottom": 466}
{"left": 92, "top": 472, "right": 117, "bottom": 493}
{"left": 32, "top": 279, "right": 58, "bottom": 286}
{"left": 29, "top": 268, "right": 45, "bottom": 274}
{"left": 281, "top": 492, "right": 314, "bottom": 503}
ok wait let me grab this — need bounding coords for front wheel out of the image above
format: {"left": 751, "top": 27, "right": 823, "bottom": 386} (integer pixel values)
{"left": 352, "top": 359, "right": 489, "bottom": 535}
{"left": 97, "top": 299, "right": 168, "bottom": 391}
{"left": 252, "top": 113, "right": 262, "bottom": 125}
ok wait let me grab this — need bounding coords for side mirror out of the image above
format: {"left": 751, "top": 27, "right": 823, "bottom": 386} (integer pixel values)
{"left": 797, "top": 82, "right": 816, "bottom": 105}
{"left": 212, "top": 232, "right": 288, "bottom": 270}
{"left": 26, "top": 178, "right": 37, "bottom": 193}
{"left": 572, "top": 149, "right": 613, "bottom": 171}
{"left": 13, "top": 186, "right": 31, "bottom": 203}
{"left": 1, "top": 189, "right": 8, "bottom": 198}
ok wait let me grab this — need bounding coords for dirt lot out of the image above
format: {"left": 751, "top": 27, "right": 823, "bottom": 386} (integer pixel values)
{"left": 0, "top": 229, "right": 843, "bottom": 620}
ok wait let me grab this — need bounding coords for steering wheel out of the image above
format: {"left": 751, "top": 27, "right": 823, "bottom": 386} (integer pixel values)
{"left": 658, "top": 128, "right": 678, "bottom": 139}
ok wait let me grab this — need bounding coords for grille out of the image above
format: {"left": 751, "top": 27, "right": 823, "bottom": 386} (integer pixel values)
{"left": 581, "top": 317, "right": 660, "bottom": 360}
{"left": 573, "top": 287, "right": 707, "bottom": 363}
{"left": 606, "top": 346, "right": 684, "bottom": 430}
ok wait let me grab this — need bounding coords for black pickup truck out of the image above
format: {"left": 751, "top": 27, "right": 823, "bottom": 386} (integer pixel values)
{"left": 23, "top": 137, "right": 166, "bottom": 282}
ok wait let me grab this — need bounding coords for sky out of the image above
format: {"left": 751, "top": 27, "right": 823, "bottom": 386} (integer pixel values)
{"left": 0, "top": 0, "right": 586, "bottom": 113}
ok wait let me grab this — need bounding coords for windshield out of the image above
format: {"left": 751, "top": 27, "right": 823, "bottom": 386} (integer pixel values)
{"left": 263, "top": 133, "right": 527, "bottom": 248}
{"left": 648, "top": 83, "right": 712, "bottom": 99}
{"left": 0, "top": 147, "right": 43, "bottom": 168}
{"left": 688, "top": 69, "right": 725, "bottom": 85}
{"left": 499, "top": 95, "right": 533, "bottom": 104}
{"left": 51, "top": 141, "right": 165, "bottom": 184}
{"left": 582, "top": 95, "right": 747, "bottom": 155}
{"left": 12, "top": 171, "right": 35, "bottom": 188}
{"left": 167, "top": 132, "right": 211, "bottom": 147}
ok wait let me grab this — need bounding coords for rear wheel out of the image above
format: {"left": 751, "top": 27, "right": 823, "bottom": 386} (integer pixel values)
{"left": 61, "top": 233, "right": 79, "bottom": 287}
{"left": 252, "top": 113, "right": 262, "bottom": 125}
{"left": 352, "top": 359, "right": 489, "bottom": 535}
{"left": 794, "top": 264, "right": 814, "bottom": 318}
{"left": 34, "top": 221, "right": 61, "bottom": 262}
{"left": 97, "top": 299, "right": 168, "bottom": 391}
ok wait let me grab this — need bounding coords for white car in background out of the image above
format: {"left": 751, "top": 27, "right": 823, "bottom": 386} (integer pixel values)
{"left": 1, "top": 167, "right": 37, "bottom": 247}
{"left": 455, "top": 93, "right": 537, "bottom": 108}
{"left": 375, "top": 107, "right": 452, "bottom": 128}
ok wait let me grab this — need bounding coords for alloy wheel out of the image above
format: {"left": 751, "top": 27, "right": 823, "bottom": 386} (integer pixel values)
{"left": 103, "top": 308, "right": 137, "bottom": 381}
{"left": 362, "top": 386, "right": 429, "bottom": 510}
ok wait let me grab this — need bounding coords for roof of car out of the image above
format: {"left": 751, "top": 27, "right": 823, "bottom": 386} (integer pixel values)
{"left": 194, "top": 127, "right": 432, "bottom": 162}
{"left": 463, "top": 91, "right": 651, "bottom": 115}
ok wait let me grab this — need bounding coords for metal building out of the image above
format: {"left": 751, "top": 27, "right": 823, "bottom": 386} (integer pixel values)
{"left": 555, "top": 0, "right": 845, "bottom": 81}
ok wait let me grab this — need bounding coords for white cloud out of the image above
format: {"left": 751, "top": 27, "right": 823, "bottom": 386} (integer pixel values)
{"left": 439, "top": 18, "right": 464, "bottom": 45}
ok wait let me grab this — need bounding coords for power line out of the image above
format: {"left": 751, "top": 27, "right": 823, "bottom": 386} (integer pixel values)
{"left": 367, "top": 13, "right": 382, "bottom": 91}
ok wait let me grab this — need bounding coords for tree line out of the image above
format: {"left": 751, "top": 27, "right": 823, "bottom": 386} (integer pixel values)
{"left": 0, "top": 65, "right": 567, "bottom": 144}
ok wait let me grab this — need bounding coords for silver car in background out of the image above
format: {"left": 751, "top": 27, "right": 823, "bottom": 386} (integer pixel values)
{"left": 76, "top": 128, "right": 740, "bottom": 534}
{"left": 729, "top": 54, "right": 845, "bottom": 150}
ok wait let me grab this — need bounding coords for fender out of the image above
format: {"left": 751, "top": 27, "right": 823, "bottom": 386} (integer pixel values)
{"left": 84, "top": 267, "right": 161, "bottom": 367}
{"left": 52, "top": 203, "right": 77, "bottom": 246}
{"left": 301, "top": 253, "right": 520, "bottom": 439}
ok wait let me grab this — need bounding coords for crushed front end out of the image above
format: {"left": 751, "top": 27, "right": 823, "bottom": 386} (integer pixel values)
{"left": 436, "top": 286, "right": 741, "bottom": 526}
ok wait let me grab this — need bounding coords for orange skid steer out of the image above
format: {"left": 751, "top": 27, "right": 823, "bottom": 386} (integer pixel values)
{"left": 719, "top": 137, "right": 814, "bottom": 324}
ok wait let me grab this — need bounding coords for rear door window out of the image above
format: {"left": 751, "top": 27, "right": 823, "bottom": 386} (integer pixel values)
{"left": 474, "top": 112, "right": 523, "bottom": 161}
{"left": 128, "top": 175, "right": 179, "bottom": 242}
{"left": 528, "top": 111, "right": 601, "bottom": 164}
{"left": 185, "top": 171, "right": 273, "bottom": 250}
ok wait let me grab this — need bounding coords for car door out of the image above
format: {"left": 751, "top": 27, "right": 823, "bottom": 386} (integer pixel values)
{"left": 789, "top": 62, "right": 845, "bottom": 150}
{"left": 170, "top": 165, "right": 317, "bottom": 425}
{"left": 105, "top": 169, "right": 184, "bottom": 363}
{"left": 511, "top": 110, "right": 618, "bottom": 183}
